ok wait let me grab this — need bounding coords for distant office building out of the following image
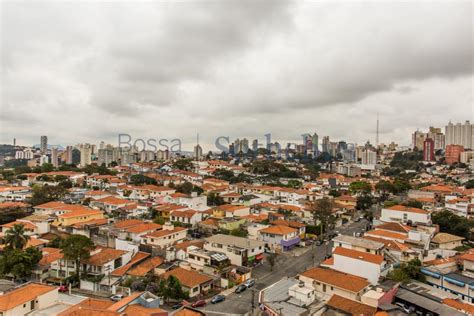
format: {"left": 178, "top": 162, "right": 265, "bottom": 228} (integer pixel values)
{"left": 252, "top": 139, "right": 259, "bottom": 152}
{"left": 40, "top": 136, "right": 48, "bottom": 153}
{"left": 99, "top": 141, "right": 105, "bottom": 150}
{"left": 98, "top": 148, "right": 113, "bottom": 166}
{"left": 240, "top": 138, "right": 249, "bottom": 154}
{"left": 40, "top": 154, "right": 49, "bottom": 165}
{"left": 15, "top": 149, "right": 34, "bottom": 160}
{"left": 446, "top": 121, "right": 473, "bottom": 149}
{"left": 194, "top": 144, "right": 203, "bottom": 160}
{"left": 445, "top": 145, "right": 464, "bottom": 165}
{"left": 79, "top": 143, "right": 92, "bottom": 167}
{"left": 460, "top": 151, "right": 474, "bottom": 164}
{"left": 121, "top": 150, "right": 136, "bottom": 165}
{"left": 322, "top": 136, "right": 330, "bottom": 153}
{"left": 427, "top": 127, "right": 445, "bottom": 150}
{"left": 156, "top": 149, "right": 170, "bottom": 161}
{"left": 361, "top": 149, "right": 377, "bottom": 165}
{"left": 51, "top": 147, "right": 59, "bottom": 167}
{"left": 312, "top": 133, "right": 319, "bottom": 155}
{"left": 411, "top": 131, "right": 426, "bottom": 150}
{"left": 65, "top": 146, "right": 73, "bottom": 164}
{"left": 140, "top": 150, "right": 155, "bottom": 162}
{"left": 423, "top": 138, "right": 435, "bottom": 162}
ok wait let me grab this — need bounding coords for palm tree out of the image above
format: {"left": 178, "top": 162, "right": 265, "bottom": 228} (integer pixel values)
{"left": 4, "top": 224, "right": 31, "bottom": 250}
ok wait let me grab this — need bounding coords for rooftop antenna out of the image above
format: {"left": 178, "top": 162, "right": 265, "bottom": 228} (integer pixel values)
{"left": 376, "top": 112, "right": 379, "bottom": 146}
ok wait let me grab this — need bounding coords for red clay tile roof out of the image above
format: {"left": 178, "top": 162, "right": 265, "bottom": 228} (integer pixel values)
{"left": 144, "top": 226, "right": 186, "bottom": 238}
{"left": 113, "top": 219, "right": 144, "bottom": 229}
{"left": 125, "top": 223, "right": 162, "bottom": 234}
{"left": 300, "top": 267, "right": 370, "bottom": 293}
{"left": 127, "top": 257, "right": 164, "bottom": 277}
{"left": 260, "top": 225, "right": 298, "bottom": 235}
{"left": 365, "top": 229, "right": 408, "bottom": 241}
{"left": 327, "top": 294, "right": 377, "bottom": 316}
{"left": 83, "top": 248, "right": 127, "bottom": 266}
{"left": 0, "top": 283, "right": 56, "bottom": 311}
{"left": 162, "top": 267, "right": 213, "bottom": 288}
{"left": 386, "top": 205, "right": 429, "bottom": 214}
{"left": 443, "top": 298, "right": 474, "bottom": 314}
{"left": 110, "top": 252, "right": 150, "bottom": 277}
{"left": 333, "top": 247, "right": 384, "bottom": 264}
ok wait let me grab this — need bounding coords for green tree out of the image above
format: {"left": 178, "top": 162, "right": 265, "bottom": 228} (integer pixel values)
{"left": 29, "top": 184, "right": 68, "bottom": 206}
{"left": 388, "top": 258, "right": 425, "bottom": 283}
{"left": 162, "top": 275, "right": 189, "bottom": 301}
{"left": 173, "top": 159, "right": 193, "bottom": 171}
{"left": 356, "top": 194, "right": 373, "bottom": 210}
{"left": 60, "top": 235, "right": 95, "bottom": 278}
{"left": 349, "top": 181, "right": 372, "bottom": 195}
{"left": 432, "top": 210, "right": 474, "bottom": 239}
{"left": 129, "top": 174, "right": 157, "bottom": 186}
{"left": 230, "top": 228, "right": 248, "bottom": 237}
{"left": 207, "top": 192, "right": 224, "bottom": 206}
{"left": 4, "top": 223, "right": 31, "bottom": 250}
{"left": 154, "top": 216, "right": 166, "bottom": 225}
{"left": 267, "top": 253, "right": 278, "bottom": 271}
{"left": 0, "top": 247, "right": 42, "bottom": 280}
{"left": 465, "top": 179, "right": 474, "bottom": 189}
{"left": 311, "top": 197, "right": 335, "bottom": 239}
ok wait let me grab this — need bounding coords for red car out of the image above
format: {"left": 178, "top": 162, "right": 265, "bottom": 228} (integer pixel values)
{"left": 191, "top": 300, "right": 206, "bottom": 308}
{"left": 58, "top": 285, "right": 68, "bottom": 293}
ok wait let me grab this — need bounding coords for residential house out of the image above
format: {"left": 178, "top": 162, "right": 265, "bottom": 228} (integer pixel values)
{"left": 170, "top": 209, "right": 202, "bottom": 226}
{"left": 259, "top": 225, "right": 300, "bottom": 252}
{"left": 331, "top": 247, "right": 388, "bottom": 284}
{"left": 0, "top": 283, "right": 58, "bottom": 316}
{"left": 332, "top": 235, "right": 385, "bottom": 255}
{"left": 162, "top": 267, "right": 213, "bottom": 298}
{"left": 299, "top": 267, "right": 371, "bottom": 301}
{"left": 141, "top": 224, "right": 187, "bottom": 248}
{"left": 204, "top": 234, "right": 265, "bottom": 267}
{"left": 212, "top": 204, "right": 250, "bottom": 218}
{"left": 380, "top": 205, "right": 431, "bottom": 225}
{"left": 431, "top": 233, "right": 465, "bottom": 250}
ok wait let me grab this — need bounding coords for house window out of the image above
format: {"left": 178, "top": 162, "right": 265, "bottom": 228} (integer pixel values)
{"left": 193, "top": 287, "right": 199, "bottom": 292}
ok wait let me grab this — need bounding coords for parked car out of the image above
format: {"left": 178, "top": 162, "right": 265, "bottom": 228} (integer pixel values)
{"left": 58, "top": 285, "right": 68, "bottom": 293}
{"left": 244, "top": 279, "right": 255, "bottom": 288}
{"left": 110, "top": 294, "right": 124, "bottom": 302}
{"left": 211, "top": 295, "right": 225, "bottom": 304}
{"left": 191, "top": 300, "right": 206, "bottom": 308}
{"left": 235, "top": 284, "right": 247, "bottom": 294}
{"left": 172, "top": 302, "right": 183, "bottom": 310}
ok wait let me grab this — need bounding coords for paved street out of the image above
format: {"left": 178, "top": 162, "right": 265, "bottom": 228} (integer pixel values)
{"left": 200, "top": 219, "right": 369, "bottom": 315}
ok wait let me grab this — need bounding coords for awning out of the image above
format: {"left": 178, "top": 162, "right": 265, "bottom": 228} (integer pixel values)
{"left": 420, "top": 268, "right": 441, "bottom": 279}
{"left": 444, "top": 276, "right": 465, "bottom": 287}
{"left": 256, "top": 253, "right": 264, "bottom": 260}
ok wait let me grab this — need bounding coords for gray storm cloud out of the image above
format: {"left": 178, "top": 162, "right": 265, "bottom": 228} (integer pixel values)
{"left": 0, "top": 1, "right": 472, "bottom": 148}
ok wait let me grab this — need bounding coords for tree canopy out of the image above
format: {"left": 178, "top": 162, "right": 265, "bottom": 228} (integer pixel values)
{"left": 60, "top": 235, "right": 95, "bottom": 278}
{"left": 0, "top": 247, "right": 42, "bottom": 280}
{"left": 432, "top": 210, "right": 474, "bottom": 239}
{"left": 4, "top": 223, "right": 31, "bottom": 250}
{"left": 388, "top": 258, "right": 425, "bottom": 283}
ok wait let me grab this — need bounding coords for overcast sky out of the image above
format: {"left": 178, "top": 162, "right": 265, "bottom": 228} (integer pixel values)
{"left": 1, "top": 1, "right": 472, "bottom": 151}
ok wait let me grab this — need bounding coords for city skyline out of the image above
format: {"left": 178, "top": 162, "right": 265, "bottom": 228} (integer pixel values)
{"left": 1, "top": 1, "right": 472, "bottom": 147}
